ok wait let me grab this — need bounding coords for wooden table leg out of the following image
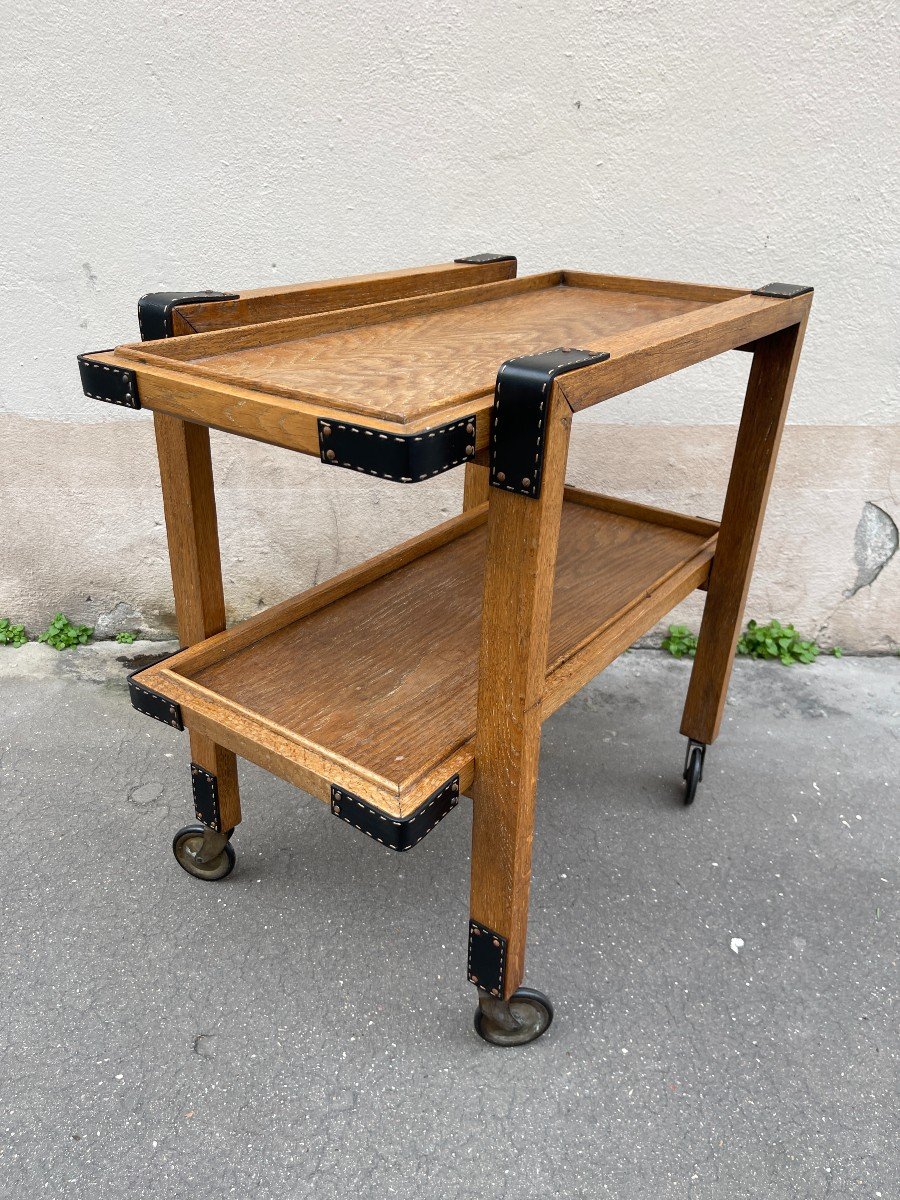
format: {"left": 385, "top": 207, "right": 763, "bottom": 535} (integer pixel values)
{"left": 462, "top": 453, "right": 490, "bottom": 510}
{"left": 681, "top": 316, "right": 810, "bottom": 746}
{"left": 154, "top": 413, "right": 242, "bottom": 831}
{"left": 468, "top": 388, "right": 571, "bottom": 1002}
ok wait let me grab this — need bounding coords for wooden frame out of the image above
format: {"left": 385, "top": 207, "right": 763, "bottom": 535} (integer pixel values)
{"left": 93, "top": 257, "right": 811, "bottom": 1015}
{"left": 82, "top": 270, "right": 808, "bottom": 449}
{"left": 167, "top": 256, "right": 519, "bottom": 335}
{"left": 136, "top": 487, "right": 717, "bottom": 818}
{"left": 152, "top": 414, "right": 242, "bottom": 830}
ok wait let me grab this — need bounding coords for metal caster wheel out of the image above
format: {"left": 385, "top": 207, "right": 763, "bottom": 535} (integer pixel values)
{"left": 474, "top": 988, "right": 554, "bottom": 1047}
{"left": 172, "top": 823, "right": 236, "bottom": 881}
{"left": 683, "top": 739, "right": 706, "bottom": 806}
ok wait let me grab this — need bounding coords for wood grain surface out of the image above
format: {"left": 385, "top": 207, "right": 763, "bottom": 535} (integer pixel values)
{"left": 95, "top": 275, "right": 809, "bottom": 446}
{"left": 153, "top": 414, "right": 242, "bottom": 829}
{"left": 155, "top": 496, "right": 714, "bottom": 809}
{"left": 468, "top": 386, "right": 573, "bottom": 995}
{"left": 189, "top": 285, "right": 707, "bottom": 421}
{"left": 127, "top": 282, "right": 710, "bottom": 424}
{"left": 171, "top": 258, "right": 518, "bottom": 334}
{"left": 681, "top": 310, "right": 811, "bottom": 743}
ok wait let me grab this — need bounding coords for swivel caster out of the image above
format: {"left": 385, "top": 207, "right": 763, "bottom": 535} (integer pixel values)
{"left": 172, "top": 823, "right": 236, "bottom": 881}
{"left": 474, "top": 988, "right": 554, "bottom": 1047}
{"left": 682, "top": 738, "right": 706, "bottom": 806}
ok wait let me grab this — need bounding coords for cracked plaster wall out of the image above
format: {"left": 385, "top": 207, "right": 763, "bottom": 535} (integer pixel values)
{"left": 1, "top": 2, "right": 898, "bottom": 650}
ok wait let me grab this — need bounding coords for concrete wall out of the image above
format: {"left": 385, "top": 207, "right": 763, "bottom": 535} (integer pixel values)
{"left": 2, "top": 1, "right": 898, "bottom": 650}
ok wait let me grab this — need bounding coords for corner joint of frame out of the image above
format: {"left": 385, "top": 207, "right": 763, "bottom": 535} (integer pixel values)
{"left": 190, "top": 763, "right": 222, "bottom": 830}
{"left": 467, "top": 920, "right": 508, "bottom": 996}
{"left": 330, "top": 776, "right": 460, "bottom": 851}
{"left": 137, "top": 290, "right": 239, "bottom": 340}
{"left": 490, "top": 347, "right": 609, "bottom": 499}
{"left": 751, "top": 283, "right": 814, "bottom": 300}
{"left": 77, "top": 352, "right": 141, "bottom": 410}
{"left": 454, "top": 253, "right": 517, "bottom": 266}
{"left": 317, "top": 417, "right": 476, "bottom": 484}
{"left": 126, "top": 653, "right": 183, "bottom": 729}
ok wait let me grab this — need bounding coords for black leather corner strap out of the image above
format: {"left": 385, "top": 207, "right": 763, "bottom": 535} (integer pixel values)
{"left": 467, "top": 920, "right": 508, "bottom": 997}
{"left": 137, "top": 290, "right": 239, "bottom": 341}
{"left": 454, "top": 253, "right": 517, "bottom": 266}
{"left": 491, "top": 347, "right": 609, "bottom": 499}
{"left": 318, "top": 416, "right": 476, "bottom": 483}
{"left": 752, "top": 283, "right": 814, "bottom": 299}
{"left": 77, "top": 353, "right": 140, "bottom": 410}
{"left": 127, "top": 655, "right": 183, "bottom": 730}
{"left": 331, "top": 776, "right": 460, "bottom": 851}
{"left": 191, "top": 763, "right": 221, "bottom": 830}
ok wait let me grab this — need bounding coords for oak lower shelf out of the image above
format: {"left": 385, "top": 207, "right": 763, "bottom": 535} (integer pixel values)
{"left": 134, "top": 489, "right": 717, "bottom": 820}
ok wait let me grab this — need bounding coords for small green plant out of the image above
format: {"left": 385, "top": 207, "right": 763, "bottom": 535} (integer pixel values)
{"left": 115, "top": 631, "right": 137, "bottom": 644}
{"left": 661, "top": 624, "right": 698, "bottom": 659}
{"left": 737, "top": 619, "right": 819, "bottom": 665}
{"left": 831, "top": 646, "right": 843, "bottom": 658}
{"left": 0, "top": 618, "right": 28, "bottom": 647}
{"left": 38, "top": 613, "right": 94, "bottom": 651}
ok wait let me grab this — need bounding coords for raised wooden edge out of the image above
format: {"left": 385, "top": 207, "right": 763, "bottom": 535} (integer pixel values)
{"left": 133, "top": 503, "right": 491, "bottom": 817}
{"left": 561, "top": 269, "right": 748, "bottom": 304}
{"left": 399, "top": 535, "right": 716, "bottom": 802}
{"left": 171, "top": 257, "right": 519, "bottom": 335}
{"left": 85, "top": 275, "right": 808, "bottom": 440}
{"left": 114, "top": 272, "right": 561, "bottom": 427}
{"left": 126, "top": 267, "right": 736, "bottom": 371}
{"left": 117, "top": 272, "right": 563, "bottom": 367}
{"left": 81, "top": 349, "right": 495, "bottom": 454}
{"left": 563, "top": 485, "right": 719, "bottom": 538}
{"left": 132, "top": 492, "right": 716, "bottom": 814}
{"left": 557, "top": 291, "right": 814, "bottom": 412}
{"left": 164, "top": 503, "right": 490, "bottom": 678}
{"left": 542, "top": 535, "right": 717, "bottom": 714}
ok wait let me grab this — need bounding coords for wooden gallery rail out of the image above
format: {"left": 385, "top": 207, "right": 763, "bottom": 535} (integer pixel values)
{"left": 79, "top": 254, "right": 812, "bottom": 1046}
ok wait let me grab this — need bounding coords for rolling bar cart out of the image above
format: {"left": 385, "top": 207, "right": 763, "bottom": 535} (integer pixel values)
{"left": 78, "top": 256, "right": 812, "bottom": 1045}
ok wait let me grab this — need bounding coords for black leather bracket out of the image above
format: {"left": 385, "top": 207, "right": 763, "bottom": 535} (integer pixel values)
{"left": 491, "top": 347, "right": 609, "bottom": 498}
{"left": 127, "top": 656, "right": 183, "bottom": 730}
{"left": 454, "top": 253, "right": 517, "bottom": 266}
{"left": 467, "top": 920, "right": 508, "bottom": 997}
{"left": 331, "top": 776, "right": 460, "bottom": 851}
{"left": 752, "top": 283, "right": 814, "bottom": 299}
{"left": 318, "top": 416, "right": 476, "bottom": 483}
{"left": 137, "top": 290, "right": 239, "bottom": 341}
{"left": 191, "top": 763, "right": 221, "bottom": 830}
{"left": 78, "top": 353, "right": 140, "bottom": 410}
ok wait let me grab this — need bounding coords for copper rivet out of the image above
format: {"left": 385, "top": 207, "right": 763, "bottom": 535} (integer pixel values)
{"left": 322, "top": 424, "right": 331, "bottom": 438}
{"left": 465, "top": 445, "right": 474, "bottom": 455}
{"left": 471, "top": 975, "right": 479, "bottom": 983}
{"left": 325, "top": 449, "right": 336, "bottom": 461}
{"left": 492, "top": 938, "right": 500, "bottom": 947}
{"left": 472, "top": 926, "right": 480, "bottom": 936}
{"left": 496, "top": 471, "right": 505, "bottom": 483}
{"left": 466, "top": 423, "right": 475, "bottom": 436}
{"left": 522, "top": 477, "right": 531, "bottom": 487}
{"left": 334, "top": 804, "right": 341, "bottom": 815}
{"left": 452, "top": 782, "right": 459, "bottom": 794}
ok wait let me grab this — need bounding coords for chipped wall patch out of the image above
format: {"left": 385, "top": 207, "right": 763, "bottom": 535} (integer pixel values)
{"left": 845, "top": 502, "right": 898, "bottom": 597}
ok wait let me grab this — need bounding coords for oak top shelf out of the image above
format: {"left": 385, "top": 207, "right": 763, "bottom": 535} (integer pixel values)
{"left": 82, "top": 266, "right": 810, "bottom": 459}
{"left": 118, "top": 274, "right": 726, "bottom": 425}
{"left": 135, "top": 490, "right": 718, "bottom": 817}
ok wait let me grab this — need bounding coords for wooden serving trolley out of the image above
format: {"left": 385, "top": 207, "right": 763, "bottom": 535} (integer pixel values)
{"left": 78, "top": 255, "right": 812, "bottom": 1046}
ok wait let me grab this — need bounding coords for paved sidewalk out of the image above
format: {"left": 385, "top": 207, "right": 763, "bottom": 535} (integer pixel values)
{"left": 1, "top": 648, "right": 897, "bottom": 1199}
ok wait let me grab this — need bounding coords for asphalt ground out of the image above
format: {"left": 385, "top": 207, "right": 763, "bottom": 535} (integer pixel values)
{"left": 1, "top": 647, "right": 897, "bottom": 1198}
